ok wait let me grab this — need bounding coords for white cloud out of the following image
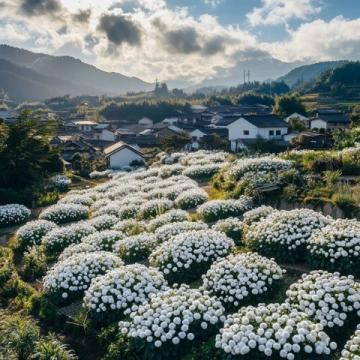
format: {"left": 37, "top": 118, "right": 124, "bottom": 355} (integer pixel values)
{"left": 247, "top": 0, "right": 322, "bottom": 26}
{"left": 265, "top": 16, "right": 360, "bottom": 62}
{"left": 203, "top": 0, "right": 224, "bottom": 9}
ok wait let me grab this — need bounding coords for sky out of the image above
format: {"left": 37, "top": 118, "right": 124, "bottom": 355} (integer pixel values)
{"left": 1, "top": 0, "right": 360, "bottom": 86}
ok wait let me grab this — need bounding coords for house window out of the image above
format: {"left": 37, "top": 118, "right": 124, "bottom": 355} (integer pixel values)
{"left": 276, "top": 130, "right": 281, "bottom": 136}
{"left": 269, "top": 130, "right": 274, "bottom": 136}
{"left": 243, "top": 130, "right": 249, "bottom": 135}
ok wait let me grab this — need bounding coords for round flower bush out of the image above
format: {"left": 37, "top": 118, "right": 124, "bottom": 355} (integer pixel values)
{"left": 340, "top": 329, "right": 360, "bottom": 360}
{"left": 119, "top": 286, "right": 226, "bottom": 358}
{"left": 202, "top": 252, "right": 285, "bottom": 309}
{"left": 212, "top": 218, "right": 244, "bottom": 245}
{"left": 155, "top": 221, "right": 208, "bottom": 243}
{"left": 286, "top": 271, "right": 360, "bottom": 332}
{"left": 174, "top": 189, "right": 209, "bottom": 210}
{"left": 87, "top": 214, "right": 118, "bottom": 231}
{"left": 113, "top": 219, "right": 147, "bottom": 236}
{"left": 307, "top": 219, "right": 360, "bottom": 276}
{"left": 149, "top": 230, "right": 234, "bottom": 284}
{"left": 216, "top": 302, "right": 336, "bottom": 359}
{"left": 39, "top": 203, "right": 89, "bottom": 224}
{"left": 51, "top": 174, "right": 71, "bottom": 190}
{"left": 16, "top": 220, "right": 57, "bottom": 251}
{"left": 197, "top": 197, "right": 253, "bottom": 223}
{"left": 243, "top": 206, "right": 276, "bottom": 226}
{"left": 229, "top": 156, "right": 294, "bottom": 180}
{"left": 83, "top": 264, "right": 168, "bottom": 324}
{"left": 183, "top": 164, "right": 224, "bottom": 181}
{"left": 147, "top": 209, "right": 190, "bottom": 232}
{"left": 59, "top": 195, "right": 94, "bottom": 207}
{"left": 0, "top": 204, "right": 31, "bottom": 228}
{"left": 114, "top": 233, "right": 158, "bottom": 263}
{"left": 138, "top": 199, "right": 173, "bottom": 220}
{"left": 82, "top": 230, "right": 124, "bottom": 252}
{"left": 245, "top": 209, "right": 330, "bottom": 263}
{"left": 43, "top": 251, "right": 123, "bottom": 305}
{"left": 41, "top": 223, "right": 96, "bottom": 258}
{"left": 58, "top": 242, "right": 97, "bottom": 262}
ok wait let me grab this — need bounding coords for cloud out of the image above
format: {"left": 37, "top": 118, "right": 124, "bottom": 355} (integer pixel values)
{"left": 265, "top": 16, "right": 360, "bottom": 62}
{"left": 203, "top": 0, "right": 224, "bottom": 9}
{"left": 72, "top": 9, "right": 91, "bottom": 23}
{"left": 163, "top": 27, "right": 202, "bottom": 54}
{"left": 19, "top": 0, "right": 62, "bottom": 16}
{"left": 247, "top": 0, "right": 322, "bottom": 26}
{"left": 97, "top": 13, "right": 142, "bottom": 46}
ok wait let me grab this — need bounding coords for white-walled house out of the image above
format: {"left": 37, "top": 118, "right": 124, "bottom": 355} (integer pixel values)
{"left": 138, "top": 117, "right": 154, "bottom": 128}
{"left": 227, "top": 115, "right": 289, "bottom": 152}
{"left": 162, "top": 117, "right": 178, "bottom": 126}
{"left": 285, "top": 113, "right": 310, "bottom": 128}
{"left": 74, "top": 120, "right": 98, "bottom": 132}
{"left": 310, "top": 110, "right": 350, "bottom": 130}
{"left": 104, "top": 141, "right": 145, "bottom": 169}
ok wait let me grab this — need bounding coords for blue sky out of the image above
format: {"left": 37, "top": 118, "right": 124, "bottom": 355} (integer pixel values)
{"left": 0, "top": 0, "right": 360, "bottom": 86}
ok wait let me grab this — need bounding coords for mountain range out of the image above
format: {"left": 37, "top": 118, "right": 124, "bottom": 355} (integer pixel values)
{"left": 0, "top": 45, "right": 153, "bottom": 101}
{"left": 0, "top": 44, "right": 352, "bottom": 101}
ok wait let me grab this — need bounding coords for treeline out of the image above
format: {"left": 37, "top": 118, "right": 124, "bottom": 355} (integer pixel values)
{"left": 100, "top": 101, "right": 192, "bottom": 122}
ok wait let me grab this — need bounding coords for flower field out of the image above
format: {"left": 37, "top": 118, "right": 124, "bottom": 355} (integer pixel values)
{"left": 1, "top": 150, "right": 360, "bottom": 360}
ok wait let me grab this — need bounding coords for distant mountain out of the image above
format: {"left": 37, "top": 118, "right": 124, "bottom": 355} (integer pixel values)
{"left": 185, "top": 58, "right": 300, "bottom": 92}
{"left": 0, "top": 45, "right": 153, "bottom": 101}
{"left": 279, "top": 61, "right": 348, "bottom": 88}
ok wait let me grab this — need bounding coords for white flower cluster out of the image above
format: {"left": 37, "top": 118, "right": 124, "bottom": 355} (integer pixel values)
{"left": 243, "top": 205, "right": 276, "bottom": 226}
{"left": 86, "top": 214, "right": 118, "bottom": 231}
{"left": 183, "top": 164, "right": 224, "bottom": 181}
{"left": 138, "top": 199, "right": 174, "bottom": 219}
{"left": 149, "top": 230, "right": 234, "bottom": 284}
{"left": 216, "top": 303, "right": 337, "bottom": 358}
{"left": 179, "top": 150, "right": 228, "bottom": 166}
{"left": 197, "top": 197, "right": 253, "bottom": 223}
{"left": 154, "top": 221, "right": 208, "bottom": 243}
{"left": 158, "top": 164, "right": 185, "bottom": 178}
{"left": 58, "top": 242, "right": 97, "bottom": 262}
{"left": 51, "top": 174, "right": 71, "bottom": 190}
{"left": 113, "top": 219, "right": 147, "bottom": 236}
{"left": 340, "top": 329, "right": 360, "bottom": 360}
{"left": 229, "top": 156, "right": 294, "bottom": 180}
{"left": 89, "top": 170, "right": 113, "bottom": 179}
{"left": 147, "top": 209, "right": 189, "bottom": 232}
{"left": 114, "top": 233, "right": 158, "bottom": 263}
{"left": 246, "top": 209, "right": 330, "bottom": 262}
{"left": 286, "top": 271, "right": 360, "bottom": 329}
{"left": 59, "top": 194, "right": 94, "bottom": 207}
{"left": 41, "top": 222, "right": 96, "bottom": 257}
{"left": 83, "top": 264, "right": 168, "bottom": 323}
{"left": 82, "top": 230, "right": 124, "bottom": 252}
{"left": 43, "top": 251, "right": 123, "bottom": 304}
{"left": 0, "top": 204, "right": 31, "bottom": 228}
{"left": 212, "top": 217, "right": 244, "bottom": 245}
{"left": 174, "top": 189, "right": 209, "bottom": 210}
{"left": 16, "top": 219, "right": 57, "bottom": 250}
{"left": 307, "top": 219, "right": 360, "bottom": 276}
{"left": 202, "top": 253, "right": 285, "bottom": 308}
{"left": 39, "top": 203, "right": 89, "bottom": 224}
{"left": 119, "top": 286, "right": 226, "bottom": 351}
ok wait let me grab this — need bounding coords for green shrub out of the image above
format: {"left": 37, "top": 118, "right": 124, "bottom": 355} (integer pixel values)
{"left": 0, "top": 247, "right": 14, "bottom": 287}
{"left": 32, "top": 334, "right": 77, "bottom": 360}
{"left": 22, "top": 246, "right": 47, "bottom": 282}
{"left": 35, "top": 192, "right": 60, "bottom": 207}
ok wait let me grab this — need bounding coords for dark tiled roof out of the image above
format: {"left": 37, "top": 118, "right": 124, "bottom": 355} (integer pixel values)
{"left": 316, "top": 113, "right": 350, "bottom": 124}
{"left": 242, "top": 115, "right": 289, "bottom": 128}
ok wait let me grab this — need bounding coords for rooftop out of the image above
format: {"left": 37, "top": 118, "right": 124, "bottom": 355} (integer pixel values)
{"left": 103, "top": 141, "right": 144, "bottom": 158}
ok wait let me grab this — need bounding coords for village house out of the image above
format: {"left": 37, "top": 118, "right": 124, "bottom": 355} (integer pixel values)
{"left": 138, "top": 117, "right": 154, "bottom": 128}
{"left": 227, "top": 115, "right": 289, "bottom": 152}
{"left": 285, "top": 112, "right": 310, "bottom": 128}
{"left": 74, "top": 120, "right": 98, "bottom": 132}
{"left": 103, "top": 141, "right": 146, "bottom": 169}
{"left": 310, "top": 110, "right": 350, "bottom": 130}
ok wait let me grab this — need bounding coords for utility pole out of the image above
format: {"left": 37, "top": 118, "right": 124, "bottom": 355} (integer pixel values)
{"left": 248, "top": 70, "right": 251, "bottom": 83}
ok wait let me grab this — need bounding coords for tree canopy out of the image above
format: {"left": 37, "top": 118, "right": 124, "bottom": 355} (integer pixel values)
{"left": 273, "top": 94, "right": 307, "bottom": 117}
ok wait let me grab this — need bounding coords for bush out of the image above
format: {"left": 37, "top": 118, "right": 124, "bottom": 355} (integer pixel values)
{"left": 113, "top": 219, "right": 147, "bottom": 236}
{"left": 201, "top": 252, "right": 284, "bottom": 310}
{"left": 183, "top": 164, "right": 224, "bottom": 181}
{"left": 113, "top": 233, "right": 158, "bottom": 263}
{"left": 119, "top": 286, "right": 225, "bottom": 359}
{"left": 16, "top": 220, "right": 57, "bottom": 252}
{"left": 83, "top": 264, "right": 168, "bottom": 325}
{"left": 0, "top": 247, "right": 15, "bottom": 287}
{"left": 147, "top": 209, "right": 190, "bottom": 232}
{"left": 39, "top": 204, "right": 89, "bottom": 224}
{"left": 212, "top": 218, "right": 244, "bottom": 245}
{"left": 245, "top": 209, "right": 331, "bottom": 263}
{"left": 154, "top": 221, "right": 208, "bottom": 243}
{"left": 216, "top": 303, "right": 336, "bottom": 359}
{"left": 197, "top": 197, "right": 253, "bottom": 223}
{"left": 149, "top": 230, "right": 234, "bottom": 284}
{"left": 340, "top": 329, "right": 360, "bottom": 360}
{"left": 32, "top": 334, "right": 77, "bottom": 360}
{"left": 307, "top": 219, "right": 360, "bottom": 276}
{"left": 50, "top": 175, "right": 71, "bottom": 191}
{"left": 43, "top": 252, "right": 123, "bottom": 305}
{"left": 82, "top": 230, "right": 124, "bottom": 252}
{"left": 138, "top": 199, "right": 173, "bottom": 219}
{"left": 174, "top": 189, "right": 209, "bottom": 210}
{"left": 0, "top": 204, "right": 31, "bottom": 228}
{"left": 86, "top": 214, "right": 118, "bottom": 231}
{"left": 242, "top": 206, "right": 276, "bottom": 226}
{"left": 22, "top": 246, "right": 47, "bottom": 282}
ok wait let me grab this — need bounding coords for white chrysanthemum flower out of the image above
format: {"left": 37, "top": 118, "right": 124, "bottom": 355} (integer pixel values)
{"left": 50, "top": 174, "right": 71, "bottom": 190}
{"left": 39, "top": 203, "right": 89, "bottom": 224}
{"left": 0, "top": 204, "right": 31, "bottom": 228}
{"left": 59, "top": 194, "right": 94, "bottom": 207}
{"left": 243, "top": 205, "right": 276, "bottom": 226}
{"left": 138, "top": 199, "right": 173, "bottom": 220}
{"left": 340, "top": 330, "right": 360, "bottom": 360}
{"left": 212, "top": 218, "right": 244, "bottom": 245}
{"left": 202, "top": 252, "right": 285, "bottom": 308}
{"left": 82, "top": 230, "right": 124, "bottom": 252}
{"left": 147, "top": 209, "right": 190, "bottom": 232}
{"left": 86, "top": 214, "right": 118, "bottom": 231}
{"left": 113, "top": 219, "right": 147, "bottom": 236}
{"left": 149, "top": 229, "right": 234, "bottom": 284}
{"left": 155, "top": 221, "right": 208, "bottom": 243}
{"left": 83, "top": 264, "right": 168, "bottom": 323}
{"left": 174, "top": 189, "right": 209, "bottom": 210}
